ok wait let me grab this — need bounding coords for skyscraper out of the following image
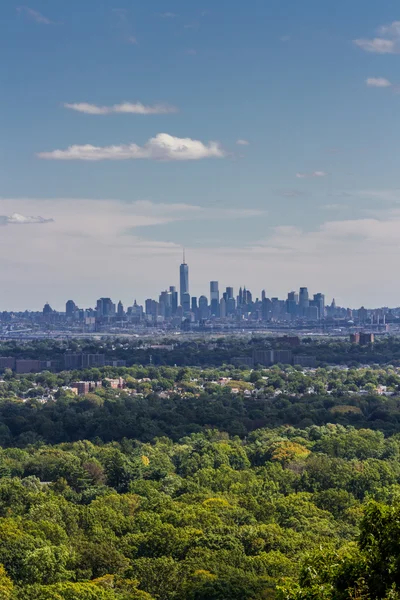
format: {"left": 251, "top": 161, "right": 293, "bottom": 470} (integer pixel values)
{"left": 66, "top": 300, "right": 77, "bottom": 318}
{"left": 210, "top": 281, "right": 219, "bottom": 316}
{"left": 169, "top": 286, "right": 178, "bottom": 315}
{"left": 299, "top": 287, "right": 309, "bottom": 314}
{"left": 199, "top": 295, "right": 209, "bottom": 319}
{"left": 179, "top": 250, "right": 189, "bottom": 306}
{"left": 313, "top": 293, "right": 325, "bottom": 320}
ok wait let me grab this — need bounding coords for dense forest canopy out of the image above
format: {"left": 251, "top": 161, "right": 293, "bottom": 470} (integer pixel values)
{"left": 0, "top": 338, "right": 399, "bottom": 597}
{"left": 0, "top": 425, "right": 398, "bottom": 599}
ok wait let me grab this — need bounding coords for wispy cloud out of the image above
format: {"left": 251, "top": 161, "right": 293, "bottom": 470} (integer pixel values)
{"left": 157, "top": 12, "right": 178, "bottom": 18}
{"left": 354, "top": 21, "right": 400, "bottom": 54}
{"left": 280, "top": 35, "right": 291, "bottom": 42}
{"left": 278, "top": 190, "right": 305, "bottom": 197}
{"left": 64, "top": 102, "right": 178, "bottom": 115}
{"left": 236, "top": 139, "right": 250, "bottom": 146}
{"left": 296, "top": 171, "right": 327, "bottom": 179}
{"left": 320, "top": 204, "right": 348, "bottom": 211}
{"left": 0, "top": 213, "right": 54, "bottom": 226}
{"left": 37, "top": 133, "right": 226, "bottom": 162}
{"left": 112, "top": 8, "right": 138, "bottom": 46}
{"left": 366, "top": 77, "right": 392, "bottom": 87}
{"left": 16, "top": 6, "right": 53, "bottom": 24}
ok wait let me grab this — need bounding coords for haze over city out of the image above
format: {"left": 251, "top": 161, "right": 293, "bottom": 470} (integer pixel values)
{"left": 2, "top": 0, "right": 400, "bottom": 309}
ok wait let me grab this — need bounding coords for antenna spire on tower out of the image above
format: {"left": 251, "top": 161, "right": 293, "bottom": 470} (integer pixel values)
{"left": 183, "top": 248, "right": 186, "bottom": 264}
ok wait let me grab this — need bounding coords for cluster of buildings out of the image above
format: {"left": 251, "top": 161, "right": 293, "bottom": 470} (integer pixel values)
{"left": 0, "top": 256, "right": 395, "bottom": 334}
{"left": 0, "top": 353, "right": 126, "bottom": 374}
{"left": 71, "top": 377, "right": 125, "bottom": 395}
{"left": 233, "top": 349, "right": 317, "bottom": 369}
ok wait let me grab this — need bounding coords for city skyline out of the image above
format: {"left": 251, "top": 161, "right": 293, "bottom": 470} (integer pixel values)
{"left": 3, "top": 0, "right": 400, "bottom": 308}
{"left": 3, "top": 254, "right": 392, "bottom": 314}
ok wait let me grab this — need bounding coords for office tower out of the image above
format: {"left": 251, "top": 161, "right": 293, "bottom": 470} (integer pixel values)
{"left": 191, "top": 297, "right": 198, "bottom": 312}
{"left": 219, "top": 297, "right": 227, "bottom": 318}
{"left": 227, "top": 297, "right": 236, "bottom": 316}
{"left": 199, "top": 295, "right": 209, "bottom": 319}
{"left": 313, "top": 293, "right": 325, "bottom": 320}
{"left": 66, "top": 300, "right": 77, "bottom": 318}
{"left": 226, "top": 287, "right": 234, "bottom": 299}
{"left": 159, "top": 291, "right": 172, "bottom": 318}
{"left": 96, "top": 298, "right": 116, "bottom": 318}
{"left": 169, "top": 286, "right": 178, "bottom": 314}
{"left": 358, "top": 306, "right": 368, "bottom": 323}
{"left": 179, "top": 250, "right": 189, "bottom": 306}
{"left": 210, "top": 281, "right": 220, "bottom": 316}
{"left": 145, "top": 299, "right": 153, "bottom": 315}
{"left": 43, "top": 303, "right": 53, "bottom": 317}
{"left": 238, "top": 287, "right": 243, "bottom": 306}
{"left": 182, "top": 292, "right": 191, "bottom": 313}
{"left": 261, "top": 290, "right": 266, "bottom": 301}
{"left": 117, "top": 301, "right": 125, "bottom": 318}
{"left": 299, "top": 287, "right": 309, "bottom": 313}
{"left": 286, "top": 291, "right": 298, "bottom": 317}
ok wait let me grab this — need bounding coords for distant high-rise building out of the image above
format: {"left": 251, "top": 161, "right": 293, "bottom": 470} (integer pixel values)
{"left": 210, "top": 281, "right": 220, "bottom": 316}
{"left": 227, "top": 297, "right": 236, "bottom": 316}
{"left": 226, "top": 287, "right": 234, "bottom": 299}
{"left": 261, "top": 289, "right": 266, "bottom": 301}
{"left": 286, "top": 291, "right": 298, "bottom": 317}
{"left": 117, "top": 301, "right": 125, "bottom": 318}
{"left": 159, "top": 291, "right": 172, "bottom": 318}
{"left": 219, "top": 297, "right": 227, "bottom": 318}
{"left": 169, "top": 286, "right": 178, "bottom": 315}
{"left": 191, "top": 297, "right": 198, "bottom": 313}
{"left": 179, "top": 250, "right": 189, "bottom": 306}
{"left": 182, "top": 292, "right": 191, "bottom": 313}
{"left": 66, "top": 300, "right": 77, "bottom": 318}
{"left": 43, "top": 303, "right": 53, "bottom": 317}
{"left": 96, "top": 298, "right": 116, "bottom": 318}
{"left": 299, "top": 287, "right": 309, "bottom": 313}
{"left": 199, "top": 295, "right": 209, "bottom": 319}
{"left": 358, "top": 306, "right": 368, "bottom": 323}
{"left": 313, "top": 293, "right": 325, "bottom": 320}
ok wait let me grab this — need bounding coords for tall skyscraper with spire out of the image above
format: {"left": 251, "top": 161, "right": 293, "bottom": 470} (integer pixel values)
{"left": 179, "top": 249, "right": 189, "bottom": 307}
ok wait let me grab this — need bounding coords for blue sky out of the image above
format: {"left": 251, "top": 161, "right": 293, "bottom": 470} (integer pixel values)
{"left": 1, "top": 0, "right": 400, "bottom": 309}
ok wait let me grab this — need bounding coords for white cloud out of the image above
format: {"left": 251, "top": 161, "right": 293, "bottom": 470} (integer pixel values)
{"left": 0, "top": 213, "right": 54, "bottom": 225}
{"left": 37, "top": 133, "right": 226, "bottom": 161}
{"left": 296, "top": 171, "right": 327, "bottom": 179}
{"left": 157, "top": 12, "right": 178, "bottom": 18}
{"left": 236, "top": 139, "right": 250, "bottom": 146}
{"left": 278, "top": 190, "right": 304, "bottom": 197}
{"left": 320, "top": 204, "right": 347, "bottom": 211}
{"left": 64, "top": 102, "right": 178, "bottom": 115}
{"left": 16, "top": 6, "right": 52, "bottom": 24}
{"left": 354, "top": 21, "right": 400, "bottom": 54}
{"left": 378, "top": 21, "right": 400, "bottom": 36}
{"left": 354, "top": 38, "right": 395, "bottom": 53}
{"left": 366, "top": 77, "right": 392, "bottom": 87}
